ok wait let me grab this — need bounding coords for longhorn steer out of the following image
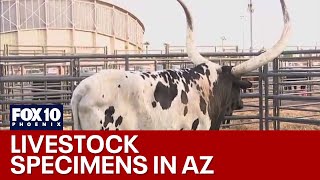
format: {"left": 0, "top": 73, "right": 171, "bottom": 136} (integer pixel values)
{"left": 71, "top": 0, "right": 292, "bottom": 130}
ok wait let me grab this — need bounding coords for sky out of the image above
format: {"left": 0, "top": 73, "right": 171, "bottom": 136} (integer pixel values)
{"left": 108, "top": 0, "right": 320, "bottom": 51}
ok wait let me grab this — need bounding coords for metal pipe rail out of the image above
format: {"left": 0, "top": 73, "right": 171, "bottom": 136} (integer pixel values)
{"left": 267, "top": 117, "right": 320, "bottom": 126}
{"left": 278, "top": 82, "right": 320, "bottom": 86}
{"left": 224, "top": 115, "right": 260, "bottom": 120}
{"left": 266, "top": 72, "right": 320, "bottom": 77}
{"left": 3, "top": 86, "right": 69, "bottom": 92}
{"left": 280, "top": 107, "right": 320, "bottom": 113}
{"left": 0, "top": 91, "right": 71, "bottom": 97}
{"left": 1, "top": 49, "right": 319, "bottom": 61}
{"left": 0, "top": 99, "right": 70, "bottom": 105}
{"left": 1, "top": 49, "right": 320, "bottom": 130}
{"left": 295, "top": 114, "right": 320, "bottom": 119}
{"left": 280, "top": 102, "right": 320, "bottom": 108}
{"left": 267, "top": 95, "right": 320, "bottom": 101}
{"left": 276, "top": 69, "right": 320, "bottom": 72}
{"left": 220, "top": 121, "right": 260, "bottom": 128}
{"left": 0, "top": 76, "right": 85, "bottom": 82}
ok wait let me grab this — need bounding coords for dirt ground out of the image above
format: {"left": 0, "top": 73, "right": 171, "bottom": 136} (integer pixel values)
{"left": 226, "top": 109, "right": 320, "bottom": 130}
{"left": 226, "top": 120, "right": 320, "bottom": 130}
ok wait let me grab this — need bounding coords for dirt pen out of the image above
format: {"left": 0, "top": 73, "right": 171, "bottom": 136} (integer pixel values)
{"left": 0, "top": 50, "right": 319, "bottom": 130}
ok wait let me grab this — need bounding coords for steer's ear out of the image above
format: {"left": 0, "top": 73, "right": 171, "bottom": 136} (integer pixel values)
{"left": 235, "top": 80, "right": 252, "bottom": 89}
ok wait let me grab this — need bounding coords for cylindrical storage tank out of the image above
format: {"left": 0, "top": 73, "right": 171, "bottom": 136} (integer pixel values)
{"left": 0, "top": 0, "right": 145, "bottom": 55}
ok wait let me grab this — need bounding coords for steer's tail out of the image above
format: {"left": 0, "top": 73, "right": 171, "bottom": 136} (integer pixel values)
{"left": 70, "top": 83, "right": 86, "bottom": 130}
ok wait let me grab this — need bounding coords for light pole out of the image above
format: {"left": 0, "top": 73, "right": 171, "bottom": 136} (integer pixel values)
{"left": 221, "top": 36, "right": 226, "bottom": 52}
{"left": 144, "top": 42, "right": 150, "bottom": 54}
{"left": 248, "top": 0, "right": 254, "bottom": 52}
{"left": 164, "top": 43, "right": 170, "bottom": 54}
{"left": 240, "top": 15, "right": 245, "bottom": 52}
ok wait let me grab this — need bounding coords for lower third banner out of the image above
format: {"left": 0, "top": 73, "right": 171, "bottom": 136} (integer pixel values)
{"left": 0, "top": 131, "right": 319, "bottom": 179}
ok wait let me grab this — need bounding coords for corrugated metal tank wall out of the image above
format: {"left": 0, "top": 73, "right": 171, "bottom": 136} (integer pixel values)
{"left": 0, "top": 0, "right": 145, "bottom": 55}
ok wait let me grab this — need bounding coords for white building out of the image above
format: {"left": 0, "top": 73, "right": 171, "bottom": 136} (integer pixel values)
{"left": 0, "top": 0, "right": 145, "bottom": 55}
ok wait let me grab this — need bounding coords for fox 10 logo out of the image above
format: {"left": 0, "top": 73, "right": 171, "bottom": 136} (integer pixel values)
{"left": 10, "top": 104, "right": 63, "bottom": 130}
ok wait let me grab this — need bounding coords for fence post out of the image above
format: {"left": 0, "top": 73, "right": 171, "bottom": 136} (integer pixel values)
{"left": 70, "top": 59, "right": 76, "bottom": 92}
{"left": 44, "top": 62, "right": 48, "bottom": 101}
{"left": 70, "top": 58, "right": 80, "bottom": 130}
{"left": 307, "top": 59, "right": 312, "bottom": 96}
{"left": 125, "top": 56, "right": 129, "bottom": 71}
{"left": 5, "top": 44, "right": 9, "bottom": 56}
{"left": 154, "top": 59, "right": 158, "bottom": 71}
{"left": 104, "top": 46, "right": 108, "bottom": 55}
{"left": 258, "top": 67, "right": 264, "bottom": 130}
{"left": 70, "top": 59, "right": 75, "bottom": 130}
{"left": 3, "top": 44, "right": 6, "bottom": 56}
{"left": 263, "top": 64, "right": 269, "bottom": 130}
{"left": 0, "top": 64, "right": 5, "bottom": 121}
{"left": 273, "top": 58, "right": 281, "bottom": 130}
{"left": 76, "top": 58, "right": 80, "bottom": 77}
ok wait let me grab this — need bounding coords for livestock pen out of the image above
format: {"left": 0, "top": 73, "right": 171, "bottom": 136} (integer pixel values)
{"left": 0, "top": 50, "right": 319, "bottom": 130}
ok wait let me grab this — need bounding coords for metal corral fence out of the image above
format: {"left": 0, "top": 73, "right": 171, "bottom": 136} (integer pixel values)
{"left": 2, "top": 44, "right": 108, "bottom": 56}
{"left": 0, "top": 50, "right": 319, "bottom": 130}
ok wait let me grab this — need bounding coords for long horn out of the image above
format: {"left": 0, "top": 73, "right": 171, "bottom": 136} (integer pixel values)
{"left": 177, "top": 0, "right": 220, "bottom": 67}
{"left": 231, "top": 0, "right": 292, "bottom": 76}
